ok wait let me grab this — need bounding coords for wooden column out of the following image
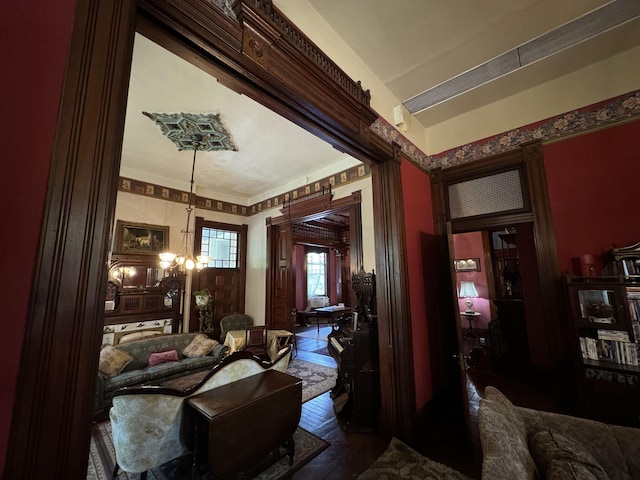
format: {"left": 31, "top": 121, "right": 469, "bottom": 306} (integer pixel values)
{"left": 371, "top": 151, "right": 416, "bottom": 441}
{"left": 5, "top": 0, "right": 137, "bottom": 478}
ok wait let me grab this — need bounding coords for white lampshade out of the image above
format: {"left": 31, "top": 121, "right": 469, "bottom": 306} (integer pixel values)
{"left": 459, "top": 281, "right": 479, "bottom": 313}
{"left": 159, "top": 252, "right": 177, "bottom": 262}
{"left": 459, "top": 281, "right": 478, "bottom": 298}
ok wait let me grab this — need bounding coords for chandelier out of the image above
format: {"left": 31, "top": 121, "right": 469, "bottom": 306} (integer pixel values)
{"left": 159, "top": 134, "right": 210, "bottom": 271}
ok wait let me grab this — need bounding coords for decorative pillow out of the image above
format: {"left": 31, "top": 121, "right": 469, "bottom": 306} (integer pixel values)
{"left": 98, "top": 345, "right": 134, "bottom": 378}
{"left": 357, "top": 437, "right": 471, "bottom": 480}
{"left": 529, "top": 428, "right": 609, "bottom": 480}
{"left": 479, "top": 398, "right": 540, "bottom": 480}
{"left": 483, "top": 386, "right": 527, "bottom": 439}
{"left": 148, "top": 349, "right": 179, "bottom": 367}
{"left": 182, "top": 334, "right": 218, "bottom": 358}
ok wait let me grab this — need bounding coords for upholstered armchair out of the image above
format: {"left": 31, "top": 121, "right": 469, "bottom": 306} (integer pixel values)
{"left": 219, "top": 313, "right": 253, "bottom": 343}
{"left": 110, "top": 388, "right": 188, "bottom": 479}
{"left": 109, "top": 346, "right": 292, "bottom": 478}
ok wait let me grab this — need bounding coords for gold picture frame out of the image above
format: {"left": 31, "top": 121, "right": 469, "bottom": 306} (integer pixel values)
{"left": 453, "top": 258, "right": 481, "bottom": 272}
{"left": 115, "top": 220, "right": 169, "bottom": 255}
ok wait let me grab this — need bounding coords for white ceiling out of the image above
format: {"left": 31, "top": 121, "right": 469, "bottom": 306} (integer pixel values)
{"left": 120, "top": 1, "right": 640, "bottom": 203}
{"left": 121, "top": 34, "right": 359, "bottom": 205}
{"left": 305, "top": 0, "right": 640, "bottom": 128}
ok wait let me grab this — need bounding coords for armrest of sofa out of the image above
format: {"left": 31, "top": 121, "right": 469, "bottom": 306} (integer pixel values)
{"left": 211, "top": 342, "right": 229, "bottom": 361}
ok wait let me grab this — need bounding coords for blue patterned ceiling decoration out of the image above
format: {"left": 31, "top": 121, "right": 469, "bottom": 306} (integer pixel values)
{"left": 142, "top": 111, "right": 237, "bottom": 151}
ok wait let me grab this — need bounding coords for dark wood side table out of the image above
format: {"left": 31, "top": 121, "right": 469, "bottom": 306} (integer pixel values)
{"left": 186, "top": 369, "right": 302, "bottom": 479}
{"left": 314, "top": 306, "right": 351, "bottom": 333}
{"left": 460, "top": 311, "right": 481, "bottom": 339}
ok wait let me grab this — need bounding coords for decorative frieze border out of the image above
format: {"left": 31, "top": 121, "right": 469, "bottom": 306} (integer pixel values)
{"left": 117, "top": 162, "right": 371, "bottom": 217}
{"left": 430, "top": 89, "right": 640, "bottom": 170}
{"left": 119, "top": 89, "right": 640, "bottom": 213}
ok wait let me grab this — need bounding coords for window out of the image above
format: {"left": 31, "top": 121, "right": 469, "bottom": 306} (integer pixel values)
{"left": 306, "top": 250, "right": 328, "bottom": 298}
{"left": 200, "top": 227, "right": 238, "bottom": 268}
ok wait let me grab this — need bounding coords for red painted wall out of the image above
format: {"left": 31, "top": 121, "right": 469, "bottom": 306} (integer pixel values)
{"left": 401, "top": 159, "right": 436, "bottom": 409}
{"left": 1, "top": 0, "right": 77, "bottom": 471}
{"left": 545, "top": 119, "right": 640, "bottom": 273}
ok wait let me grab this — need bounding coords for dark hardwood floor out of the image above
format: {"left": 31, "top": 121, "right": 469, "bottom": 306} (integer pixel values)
{"left": 293, "top": 324, "right": 560, "bottom": 479}
{"left": 291, "top": 325, "right": 389, "bottom": 479}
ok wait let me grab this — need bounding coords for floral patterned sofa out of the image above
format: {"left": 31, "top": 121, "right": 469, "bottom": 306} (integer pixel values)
{"left": 95, "top": 333, "right": 229, "bottom": 417}
{"left": 479, "top": 386, "right": 640, "bottom": 479}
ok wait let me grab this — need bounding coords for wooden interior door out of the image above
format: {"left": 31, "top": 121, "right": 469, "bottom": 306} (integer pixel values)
{"left": 267, "top": 222, "right": 294, "bottom": 330}
{"left": 192, "top": 219, "right": 247, "bottom": 338}
{"left": 192, "top": 268, "right": 244, "bottom": 339}
{"left": 447, "top": 222, "right": 474, "bottom": 440}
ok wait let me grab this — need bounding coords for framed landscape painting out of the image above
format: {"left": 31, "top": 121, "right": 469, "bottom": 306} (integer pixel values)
{"left": 453, "top": 258, "right": 481, "bottom": 272}
{"left": 115, "top": 220, "right": 169, "bottom": 255}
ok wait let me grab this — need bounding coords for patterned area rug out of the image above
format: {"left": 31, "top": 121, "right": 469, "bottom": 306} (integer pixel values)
{"left": 287, "top": 358, "right": 337, "bottom": 402}
{"left": 87, "top": 360, "right": 335, "bottom": 479}
{"left": 88, "top": 422, "right": 328, "bottom": 480}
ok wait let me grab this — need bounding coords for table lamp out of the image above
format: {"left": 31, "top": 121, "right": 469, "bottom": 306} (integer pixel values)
{"left": 459, "top": 281, "right": 479, "bottom": 313}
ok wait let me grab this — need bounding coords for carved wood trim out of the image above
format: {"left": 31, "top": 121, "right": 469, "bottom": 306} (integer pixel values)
{"left": 521, "top": 142, "right": 565, "bottom": 367}
{"left": 371, "top": 159, "right": 415, "bottom": 441}
{"left": 5, "top": 0, "right": 137, "bottom": 477}
{"left": 430, "top": 141, "right": 562, "bottom": 397}
{"left": 137, "top": 0, "right": 395, "bottom": 165}
{"left": 7, "top": 1, "right": 412, "bottom": 476}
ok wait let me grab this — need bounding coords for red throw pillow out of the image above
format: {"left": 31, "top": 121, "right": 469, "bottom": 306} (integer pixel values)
{"left": 148, "top": 349, "right": 179, "bottom": 367}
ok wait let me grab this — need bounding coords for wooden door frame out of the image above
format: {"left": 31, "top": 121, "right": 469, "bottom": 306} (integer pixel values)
{"left": 431, "top": 143, "right": 564, "bottom": 404}
{"left": 266, "top": 191, "right": 364, "bottom": 328}
{"left": 6, "top": 1, "right": 415, "bottom": 476}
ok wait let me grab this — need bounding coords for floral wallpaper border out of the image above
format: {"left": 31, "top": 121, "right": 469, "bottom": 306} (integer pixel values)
{"left": 119, "top": 89, "right": 640, "bottom": 217}
{"left": 370, "top": 89, "right": 640, "bottom": 172}
{"left": 118, "top": 162, "right": 370, "bottom": 217}
{"left": 428, "top": 89, "right": 640, "bottom": 170}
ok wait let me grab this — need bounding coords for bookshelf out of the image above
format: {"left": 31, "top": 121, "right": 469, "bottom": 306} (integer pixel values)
{"left": 609, "top": 241, "right": 640, "bottom": 281}
{"left": 564, "top": 244, "right": 640, "bottom": 426}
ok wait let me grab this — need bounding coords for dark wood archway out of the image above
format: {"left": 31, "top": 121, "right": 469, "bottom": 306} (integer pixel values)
{"left": 5, "top": 1, "right": 414, "bottom": 477}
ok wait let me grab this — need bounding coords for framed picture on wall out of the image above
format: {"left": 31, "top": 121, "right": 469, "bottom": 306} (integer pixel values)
{"left": 115, "top": 220, "right": 169, "bottom": 255}
{"left": 453, "top": 258, "right": 481, "bottom": 272}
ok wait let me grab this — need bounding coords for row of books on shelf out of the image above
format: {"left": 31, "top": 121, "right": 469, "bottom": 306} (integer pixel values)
{"left": 628, "top": 290, "right": 640, "bottom": 321}
{"left": 579, "top": 329, "right": 639, "bottom": 366}
{"left": 621, "top": 258, "right": 640, "bottom": 276}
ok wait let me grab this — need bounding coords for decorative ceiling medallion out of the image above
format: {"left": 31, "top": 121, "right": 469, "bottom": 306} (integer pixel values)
{"left": 142, "top": 111, "right": 237, "bottom": 152}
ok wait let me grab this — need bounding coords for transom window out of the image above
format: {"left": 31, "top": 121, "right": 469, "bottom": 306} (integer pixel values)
{"left": 200, "top": 227, "right": 238, "bottom": 268}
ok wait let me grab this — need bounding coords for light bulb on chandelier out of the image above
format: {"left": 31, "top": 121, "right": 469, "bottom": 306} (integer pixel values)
{"left": 159, "top": 133, "right": 210, "bottom": 272}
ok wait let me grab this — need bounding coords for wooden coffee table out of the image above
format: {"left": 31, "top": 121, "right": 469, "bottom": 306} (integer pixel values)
{"left": 186, "top": 369, "right": 302, "bottom": 478}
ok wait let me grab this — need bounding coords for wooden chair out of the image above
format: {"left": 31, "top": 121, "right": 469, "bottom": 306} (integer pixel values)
{"left": 244, "top": 326, "right": 268, "bottom": 360}
{"left": 219, "top": 313, "right": 253, "bottom": 343}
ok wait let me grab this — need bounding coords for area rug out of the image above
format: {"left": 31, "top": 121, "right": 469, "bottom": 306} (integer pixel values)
{"left": 286, "top": 358, "right": 337, "bottom": 402}
{"left": 357, "top": 437, "right": 471, "bottom": 480}
{"left": 311, "top": 345, "right": 330, "bottom": 357}
{"left": 88, "top": 422, "right": 329, "bottom": 480}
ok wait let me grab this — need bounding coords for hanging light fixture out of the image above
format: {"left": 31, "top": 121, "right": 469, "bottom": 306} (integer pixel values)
{"left": 159, "top": 133, "right": 210, "bottom": 271}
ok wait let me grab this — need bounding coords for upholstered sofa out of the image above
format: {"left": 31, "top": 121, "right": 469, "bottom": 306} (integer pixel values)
{"left": 479, "top": 386, "right": 640, "bottom": 479}
{"left": 109, "top": 347, "right": 292, "bottom": 478}
{"left": 95, "top": 333, "right": 229, "bottom": 416}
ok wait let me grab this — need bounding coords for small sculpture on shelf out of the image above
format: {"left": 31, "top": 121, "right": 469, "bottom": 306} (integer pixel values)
{"left": 193, "top": 288, "right": 214, "bottom": 334}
